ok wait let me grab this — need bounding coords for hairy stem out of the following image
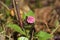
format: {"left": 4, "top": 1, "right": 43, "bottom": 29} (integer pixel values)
{"left": 13, "top": 0, "right": 23, "bottom": 28}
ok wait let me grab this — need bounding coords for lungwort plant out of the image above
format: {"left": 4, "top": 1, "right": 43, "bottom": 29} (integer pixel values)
{"left": 6, "top": 10, "right": 52, "bottom": 40}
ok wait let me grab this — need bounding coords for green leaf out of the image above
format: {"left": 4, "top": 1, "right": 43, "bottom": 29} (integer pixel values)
{"left": 35, "top": 31, "right": 52, "bottom": 40}
{"left": 5, "top": 10, "right": 10, "bottom": 16}
{"left": 5, "top": 0, "right": 11, "bottom": 6}
{"left": 26, "top": 10, "right": 34, "bottom": 16}
{"left": 23, "top": 10, "right": 35, "bottom": 20}
{"left": 6, "top": 23, "right": 26, "bottom": 35}
{"left": 18, "top": 37, "right": 29, "bottom": 40}
{"left": 24, "top": 25, "right": 32, "bottom": 29}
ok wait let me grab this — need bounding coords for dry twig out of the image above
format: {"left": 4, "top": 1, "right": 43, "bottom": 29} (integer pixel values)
{"left": 0, "top": 1, "right": 10, "bottom": 11}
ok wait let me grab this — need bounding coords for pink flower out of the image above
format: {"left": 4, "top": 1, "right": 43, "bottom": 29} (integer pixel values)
{"left": 27, "top": 16, "right": 35, "bottom": 23}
